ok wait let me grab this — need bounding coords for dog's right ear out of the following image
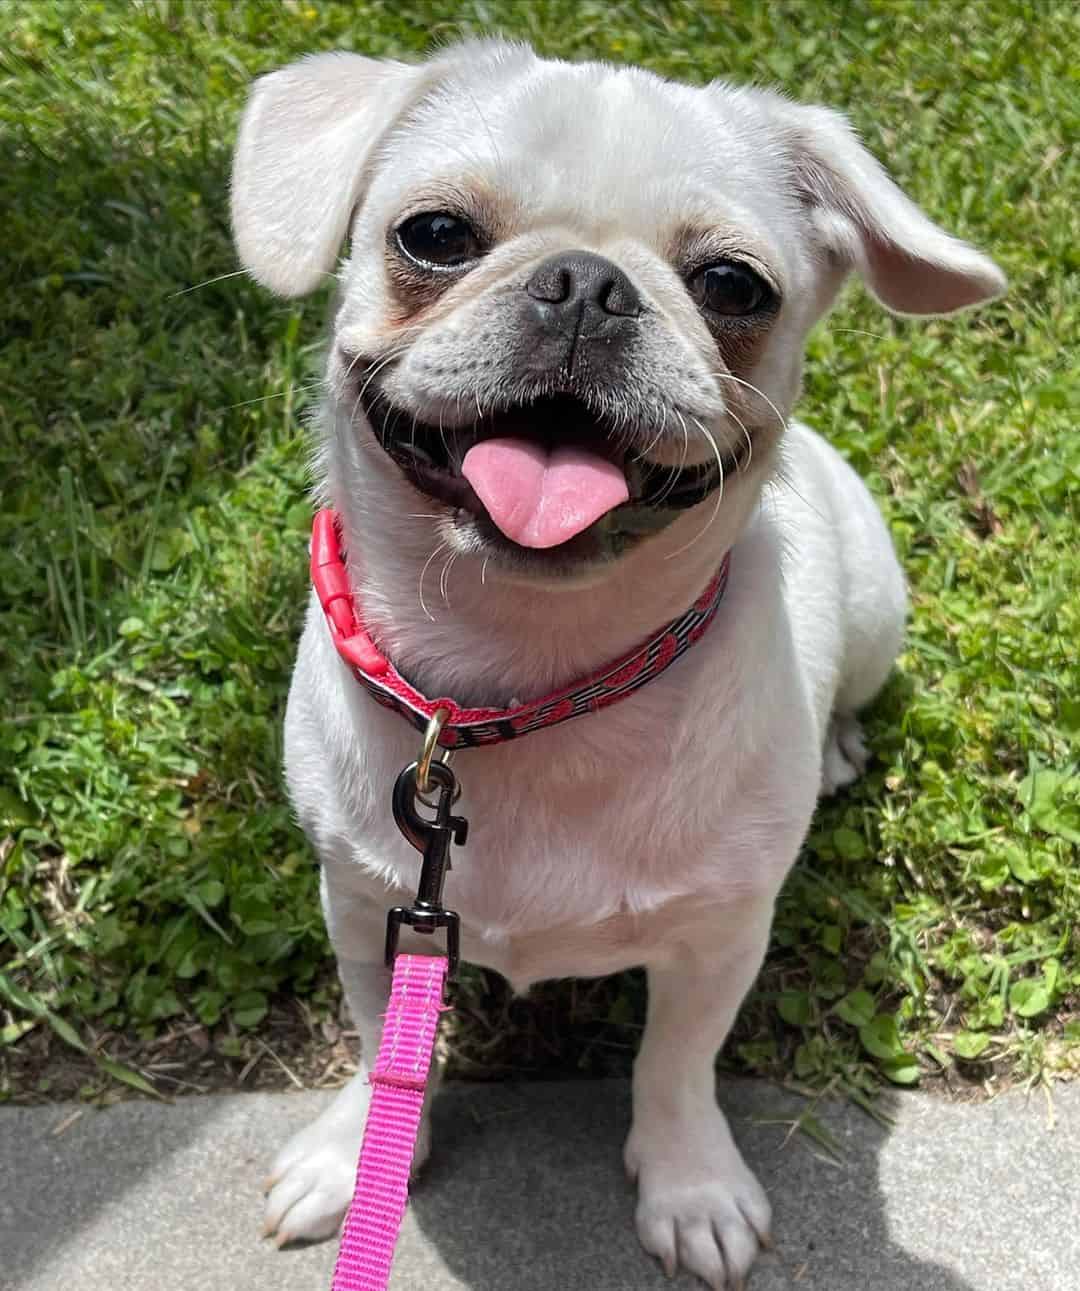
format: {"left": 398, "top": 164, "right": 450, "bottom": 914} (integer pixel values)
{"left": 231, "top": 53, "right": 433, "bottom": 297}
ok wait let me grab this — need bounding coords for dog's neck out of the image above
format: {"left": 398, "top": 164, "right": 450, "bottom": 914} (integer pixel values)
{"left": 332, "top": 490, "right": 735, "bottom": 711}
{"left": 323, "top": 397, "right": 765, "bottom": 707}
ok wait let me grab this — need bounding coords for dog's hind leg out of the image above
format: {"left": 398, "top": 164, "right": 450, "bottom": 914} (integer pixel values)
{"left": 822, "top": 513, "right": 907, "bottom": 797}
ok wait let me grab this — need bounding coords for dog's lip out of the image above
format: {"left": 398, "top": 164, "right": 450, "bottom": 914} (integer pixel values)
{"left": 354, "top": 380, "right": 747, "bottom": 522}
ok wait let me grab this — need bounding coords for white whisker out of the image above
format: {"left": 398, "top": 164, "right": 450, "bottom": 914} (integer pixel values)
{"left": 827, "top": 327, "right": 889, "bottom": 341}
{"left": 438, "top": 403, "right": 450, "bottom": 463}
{"left": 634, "top": 403, "right": 669, "bottom": 462}
{"left": 461, "top": 85, "right": 504, "bottom": 172}
{"left": 651, "top": 407, "right": 690, "bottom": 506}
{"left": 341, "top": 348, "right": 368, "bottom": 387}
{"left": 167, "top": 269, "right": 249, "bottom": 298}
{"left": 730, "top": 406, "right": 753, "bottom": 471}
{"left": 687, "top": 411, "right": 738, "bottom": 481}
{"left": 772, "top": 466, "right": 828, "bottom": 523}
{"left": 355, "top": 349, "right": 405, "bottom": 409}
{"left": 480, "top": 555, "right": 491, "bottom": 587}
{"left": 708, "top": 372, "right": 787, "bottom": 437}
{"left": 651, "top": 464, "right": 679, "bottom": 506}
{"left": 439, "top": 551, "right": 458, "bottom": 608}
{"left": 418, "top": 541, "right": 448, "bottom": 623}
{"left": 664, "top": 423, "right": 725, "bottom": 562}
{"left": 349, "top": 349, "right": 409, "bottom": 439}
{"left": 170, "top": 267, "right": 337, "bottom": 299}
{"left": 221, "top": 381, "right": 324, "bottom": 412}
{"left": 675, "top": 407, "right": 690, "bottom": 471}
{"left": 699, "top": 407, "right": 752, "bottom": 474}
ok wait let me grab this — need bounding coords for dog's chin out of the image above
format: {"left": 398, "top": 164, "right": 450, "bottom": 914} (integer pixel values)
{"left": 356, "top": 383, "right": 746, "bottom": 583}
{"left": 451, "top": 506, "right": 660, "bottom": 587}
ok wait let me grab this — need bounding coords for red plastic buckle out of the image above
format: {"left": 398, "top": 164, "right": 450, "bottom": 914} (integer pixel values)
{"left": 311, "top": 510, "right": 390, "bottom": 677}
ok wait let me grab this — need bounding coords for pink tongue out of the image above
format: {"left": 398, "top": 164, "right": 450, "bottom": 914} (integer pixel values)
{"left": 461, "top": 438, "right": 630, "bottom": 549}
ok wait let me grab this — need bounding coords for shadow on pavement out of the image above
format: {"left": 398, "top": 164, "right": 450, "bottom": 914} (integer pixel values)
{"left": 411, "top": 1078, "right": 979, "bottom": 1291}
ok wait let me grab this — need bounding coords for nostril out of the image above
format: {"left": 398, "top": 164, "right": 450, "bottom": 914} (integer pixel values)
{"left": 526, "top": 265, "right": 573, "bottom": 304}
{"left": 599, "top": 274, "right": 641, "bottom": 318}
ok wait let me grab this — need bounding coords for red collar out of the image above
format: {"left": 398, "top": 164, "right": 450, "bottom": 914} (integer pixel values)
{"left": 311, "top": 509, "right": 730, "bottom": 749}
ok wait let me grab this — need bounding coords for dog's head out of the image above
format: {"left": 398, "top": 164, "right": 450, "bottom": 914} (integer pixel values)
{"left": 232, "top": 40, "right": 1003, "bottom": 582}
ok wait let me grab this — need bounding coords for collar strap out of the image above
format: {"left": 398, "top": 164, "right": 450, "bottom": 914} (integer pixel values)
{"left": 311, "top": 509, "right": 730, "bottom": 750}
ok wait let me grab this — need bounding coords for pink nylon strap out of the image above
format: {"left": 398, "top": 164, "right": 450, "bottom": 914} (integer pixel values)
{"left": 332, "top": 953, "right": 449, "bottom": 1291}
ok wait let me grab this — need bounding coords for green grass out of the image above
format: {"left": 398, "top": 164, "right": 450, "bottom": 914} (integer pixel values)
{"left": 1, "top": 0, "right": 1077, "bottom": 1102}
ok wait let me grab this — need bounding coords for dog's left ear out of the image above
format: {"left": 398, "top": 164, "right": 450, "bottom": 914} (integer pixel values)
{"left": 776, "top": 99, "right": 1006, "bottom": 314}
{"left": 231, "top": 52, "right": 439, "bottom": 296}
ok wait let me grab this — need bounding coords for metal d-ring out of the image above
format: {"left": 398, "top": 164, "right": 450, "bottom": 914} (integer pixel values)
{"left": 416, "top": 705, "right": 453, "bottom": 800}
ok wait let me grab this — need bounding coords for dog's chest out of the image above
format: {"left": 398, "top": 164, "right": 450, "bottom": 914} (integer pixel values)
{"left": 464, "top": 890, "right": 714, "bottom": 993}
{"left": 452, "top": 825, "right": 683, "bottom": 988}
{"left": 339, "top": 741, "right": 742, "bottom": 990}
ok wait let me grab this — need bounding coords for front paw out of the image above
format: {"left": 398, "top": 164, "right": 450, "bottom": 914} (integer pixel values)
{"left": 625, "top": 1110, "right": 771, "bottom": 1289}
{"left": 262, "top": 1066, "right": 434, "bottom": 1246}
{"left": 262, "top": 1075, "right": 369, "bottom": 1246}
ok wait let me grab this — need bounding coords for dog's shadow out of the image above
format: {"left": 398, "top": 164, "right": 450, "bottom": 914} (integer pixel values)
{"left": 411, "top": 1077, "right": 977, "bottom": 1291}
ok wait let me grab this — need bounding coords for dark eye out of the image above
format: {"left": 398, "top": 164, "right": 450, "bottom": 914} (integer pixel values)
{"left": 396, "top": 211, "right": 482, "bottom": 269}
{"left": 688, "top": 261, "right": 774, "bottom": 317}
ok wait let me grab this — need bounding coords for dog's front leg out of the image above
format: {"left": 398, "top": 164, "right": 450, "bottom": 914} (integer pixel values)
{"left": 262, "top": 955, "right": 392, "bottom": 1244}
{"left": 625, "top": 898, "right": 774, "bottom": 1289}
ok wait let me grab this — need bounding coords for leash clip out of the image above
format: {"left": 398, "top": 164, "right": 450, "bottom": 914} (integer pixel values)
{"left": 386, "top": 759, "right": 466, "bottom": 978}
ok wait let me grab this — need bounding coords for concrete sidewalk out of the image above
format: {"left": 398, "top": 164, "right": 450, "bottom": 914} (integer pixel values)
{"left": 1, "top": 1078, "right": 1074, "bottom": 1291}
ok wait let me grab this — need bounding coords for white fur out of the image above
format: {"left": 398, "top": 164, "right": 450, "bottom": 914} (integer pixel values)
{"left": 232, "top": 40, "right": 1003, "bottom": 1287}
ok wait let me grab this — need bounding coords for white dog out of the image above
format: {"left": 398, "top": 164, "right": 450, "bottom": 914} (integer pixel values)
{"left": 231, "top": 39, "right": 1003, "bottom": 1288}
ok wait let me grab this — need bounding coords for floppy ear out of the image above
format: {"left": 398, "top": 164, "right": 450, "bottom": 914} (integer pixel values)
{"left": 782, "top": 101, "right": 1006, "bottom": 315}
{"left": 231, "top": 52, "right": 435, "bottom": 296}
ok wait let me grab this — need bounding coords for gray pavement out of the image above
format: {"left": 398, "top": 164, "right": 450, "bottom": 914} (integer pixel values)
{"left": 1, "top": 1078, "right": 1075, "bottom": 1290}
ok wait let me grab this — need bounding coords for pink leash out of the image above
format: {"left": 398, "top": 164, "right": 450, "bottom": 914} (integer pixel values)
{"left": 331, "top": 952, "right": 449, "bottom": 1291}
{"left": 331, "top": 756, "right": 463, "bottom": 1291}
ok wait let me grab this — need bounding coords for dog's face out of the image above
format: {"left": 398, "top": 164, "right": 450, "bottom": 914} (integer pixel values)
{"left": 232, "top": 41, "right": 1003, "bottom": 583}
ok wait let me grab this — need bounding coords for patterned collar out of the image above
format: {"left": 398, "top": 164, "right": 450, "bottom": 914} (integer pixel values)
{"left": 311, "top": 509, "right": 729, "bottom": 749}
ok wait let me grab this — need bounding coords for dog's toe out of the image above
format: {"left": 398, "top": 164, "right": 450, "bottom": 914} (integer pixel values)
{"left": 714, "top": 1201, "right": 765, "bottom": 1287}
{"left": 635, "top": 1206, "right": 677, "bottom": 1278}
{"left": 675, "top": 1217, "right": 726, "bottom": 1288}
{"left": 821, "top": 713, "right": 869, "bottom": 795}
{"left": 835, "top": 713, "right": 869, "bottom": 772}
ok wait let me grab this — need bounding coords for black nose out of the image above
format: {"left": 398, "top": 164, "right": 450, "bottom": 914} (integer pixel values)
{"left": 525, "top": 251, "right": 642, "bottom": 319}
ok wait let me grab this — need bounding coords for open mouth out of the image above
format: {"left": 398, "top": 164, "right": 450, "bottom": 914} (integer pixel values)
{"left": 358, "top": 383, "right": 746, "bottom": 553}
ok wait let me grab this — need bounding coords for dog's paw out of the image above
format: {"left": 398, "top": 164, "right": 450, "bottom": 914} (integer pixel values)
{"left": 262, "top": 1067, "right": 434, "bottom": 1246}
{"left": 263, "top": 1073, "right": 370, "bottom": 1246}
{"left": 821, "top": 713, "right": 869, "bottom": 796}
{"left": 625, "top": 1110, "right": 771, "bottom": 1289}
